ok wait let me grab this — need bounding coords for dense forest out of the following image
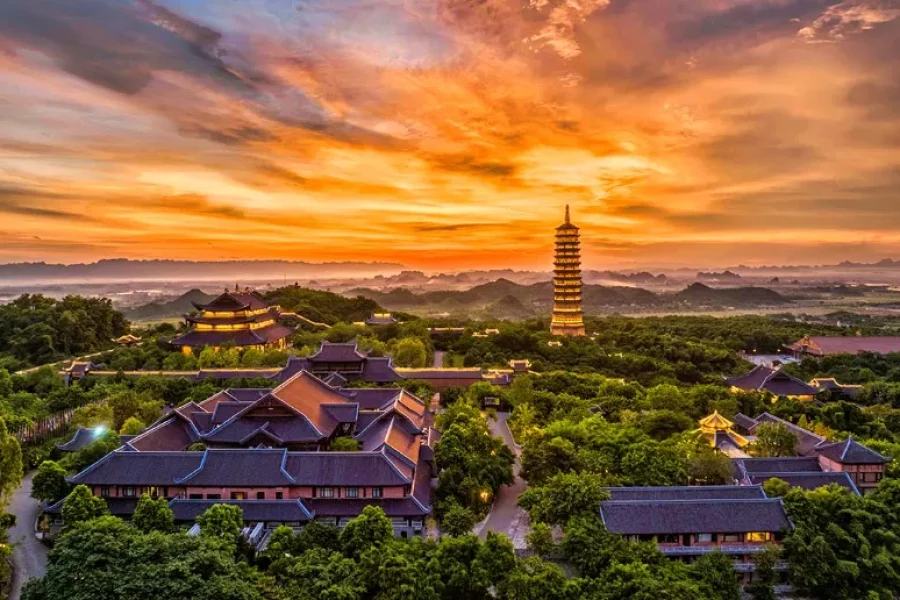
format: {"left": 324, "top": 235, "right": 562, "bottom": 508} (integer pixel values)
{"left": 0, "top": 295, "right": 128, "bottom": 370}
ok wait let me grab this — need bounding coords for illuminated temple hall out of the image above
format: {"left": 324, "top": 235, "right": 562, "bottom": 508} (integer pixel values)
{"left": 551, "top": 205, "right": 586, "bottom": 336}
{"left": 171, "top": 288, "right": 293, "bottom": 353}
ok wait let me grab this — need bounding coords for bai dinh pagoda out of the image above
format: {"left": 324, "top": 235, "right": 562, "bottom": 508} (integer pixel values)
{"left": 171, "top": 287, "right": 293, "bottom": 353}
{"left": 551, "top": 205, "right": 586, "bottom": 336}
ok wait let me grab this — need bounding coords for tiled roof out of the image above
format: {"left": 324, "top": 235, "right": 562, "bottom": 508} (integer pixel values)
{"left": 284, "top": 452, "right": 412, "bottom": 486}
{"left": 787, "top": 336, "right": 900, "bottom": 357}
{"left": 272, "top": 356, "right": 311, "bottom": 381}
{"left": 185, "top": 310, "right": 277, "bottom": 326}
{"left": 323, "top": 372, "right": 349, "bottom": 387}
{"left": 323, "top": 403, "right": 360, "bottom": 424}
{"left": 732, "top": 413, "right": 758, "bottom": 432}
{"left": 604, "top": 486, "right": 765, "bottom": 502}
{"left": 726, "top": 365, "right": 819, "bottom": 396}
{"left": 176, "top": 449, "right": 295, "bottom": 486}
{"left": 600, "top": 499, "right": 790, "bottom": 535}
{"left": 211, "top": 401, "right": 247, "bottom": 425}
{"left": 268, "top": 371, "right": 352, "bottom": 435}
{"left": 56, "top": 427, "right": 102, "bottom": 452}
{"left": 192, "top": 291, "right": 270, "bottom": 312}
{"left": 168, "top": 499, "right": 314, "bottom": 522}
{"left": 732, "top": 457, "right": 822, "bottom": 482}
{"left": 360, "top": 357, "right": 403, "bottom": 382}
{"left": 44, "top": 496, "right": 140, "bottom": 517}
{"left": 308, "top": 498, "right": 429, "bottom": 517}
{"left": 69, "top": 451, "right": 204, "bottom": 485}
{"left": 309, "top": 342, "right": 367, "bottom": 363}
{"left": 748, "top": 471, "right": 860, "bottom": 495}
{"left": 341, "top": 388, "right": 402, "bottom": 410}
{"left": 170, "top": 323, "right": 292, "bottom": 348}
{"left": 815, "top": 438, "right": 890, "bottom": 465}
{"left": 128, "top": 418, "right": 198, "bottom": 452}
{"left": 202, "top": 414, "right": 322, "bottom": 445}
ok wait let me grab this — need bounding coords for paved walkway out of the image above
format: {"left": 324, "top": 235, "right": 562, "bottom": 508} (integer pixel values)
{"left": 432, "top": 350, "right": 446, "bottom": 368}
{"left": 477, "top": 413, "right": 530, "bottom": 548}
{"left": 8, "top": 472, "right": 48, "bottom": 600}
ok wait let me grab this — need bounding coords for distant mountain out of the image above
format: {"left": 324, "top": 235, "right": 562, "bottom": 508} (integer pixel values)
{"left": 673, "top": 283, "right": 790, "bottom": 306}
{"left": 697, "top": 270, "right": 742, "bottom": 282}
{"left": 349, "top": 279, "right": 790, "bottom": 318}
{"left": 0, "top": 259, "right": 404, "bottom": 282}
{"left": 123, "top": 289, "right": 215, "bottom": 321}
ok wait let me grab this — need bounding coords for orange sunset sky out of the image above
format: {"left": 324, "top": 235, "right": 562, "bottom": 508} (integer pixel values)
{"left": 1, "top": 0, "right": 899, "bottom": 270}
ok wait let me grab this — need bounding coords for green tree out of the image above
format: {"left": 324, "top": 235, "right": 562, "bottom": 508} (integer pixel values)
{"left": 689, "top": 450, "right": 734, "bottom": 485}
{"left": 340, "top": 505, "right": 393, "bottom": 559}
{"left": 440, "top": 502, "right": 478, "bottom": 536}
{"left": 329, "top": 437, "right": 360, "bottom": 452}
{"left": 282, "top": 548, "right": 364, "bottom": 600}
{"left": 753, "top": 422, "right": 796, "bottom": 457}
{"left": 501, "top": 557, "right": 573, "bottom": 600}
{"left": 240, "top": 348, "right": 264, "bottom": 367}
{"left": 762, "top": 477, "right": 791, "bottom": 498}
{"left": 393, "top": 337, "right": 427, "bottom": 368}
{"left": 119, "top": 416, "right": 145, "bottom": 436}
{"left": 0, "top": 417, "right": 23, "bottom": 506}
{"left": 526, "top": 522, "right": 555, "bottom": 557}
{"left": 747, "top": 546, "right": 780, "bottom": 600}
{"left": 31, "top": 460, "right": 70, "bottom": 504}
{"left": 132, "top": 494, "right": 175, "bottom": 533}
{"left": 518, "top": 472, "right": 608, "bottom": 526}
{"left": 692, "top": 551, "right": 742, "bottom": 600}
{"left": 20, "top": 515, "right": 260, "bottom": 600}
{"left": 61, "top": 484, "right": 107, "bottom": 525}
{"left": 197, "top": 503, "right": 244, "bottom": 546}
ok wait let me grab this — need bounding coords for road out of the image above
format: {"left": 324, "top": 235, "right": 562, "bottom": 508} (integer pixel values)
{"left": 7, "top": 472, "right": 48, "bottom": 600}
{"left": 14, "top": 350, "right": 107, "bottom": 376}
{"left": 477, "top": 412, "right": 530, "bottom": 547}
{"left": 432, "top": 350, "right": 445, "bottom": 368}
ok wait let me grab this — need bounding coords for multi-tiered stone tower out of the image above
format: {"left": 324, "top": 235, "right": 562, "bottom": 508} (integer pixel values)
{"left": 551, "top": 205, "right": 585, "bottom": 336}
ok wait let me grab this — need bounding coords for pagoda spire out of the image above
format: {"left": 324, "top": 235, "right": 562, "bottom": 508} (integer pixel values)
{"left": 551, "top": 205, "right": 585, "bottom": 336}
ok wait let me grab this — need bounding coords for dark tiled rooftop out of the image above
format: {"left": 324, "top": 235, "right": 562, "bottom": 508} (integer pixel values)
{"left": 748, "top": 471, "right": 859, "bottom": 495}
{"left": 601, "top": 499, "right": 790, "bottom": 535}
{"left": 815, "top": 438, "right": 890, "bottom": 465}
{"left": 605, "top": 485, "right": 765, "bottom": 502}
{"left": 69, "top": 451, "right": 204, "bottom": 485}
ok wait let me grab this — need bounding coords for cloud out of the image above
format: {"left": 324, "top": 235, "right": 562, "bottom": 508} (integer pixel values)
{"left": 527, "top": 0, "right": 611, "bottom": 59}
{"left": 0, "top": 0, "right": 898, "bottom": 269}
{"left": 798, "top": 0, "right": 900, "bottom": 41}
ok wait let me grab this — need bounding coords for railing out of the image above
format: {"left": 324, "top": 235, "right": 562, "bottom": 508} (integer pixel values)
{"left": 9, "top": 401, "right": 104, "bottom": 445}
{"left": 659, "top": 544, "right": 775, "bottom": 556}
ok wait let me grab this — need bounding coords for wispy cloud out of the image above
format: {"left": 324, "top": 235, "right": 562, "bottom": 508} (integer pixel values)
{"left": 0, "top": 0, "right": 898, "bottom": 268}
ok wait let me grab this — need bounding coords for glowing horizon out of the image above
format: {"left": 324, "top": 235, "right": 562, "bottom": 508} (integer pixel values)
{"left": 1, "top": 0, "right": 899, "bottom": 270}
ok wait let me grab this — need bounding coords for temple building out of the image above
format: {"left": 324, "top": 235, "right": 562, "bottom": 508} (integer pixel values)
{"left": 600, "top": 485, "right": 791, "bottom": 585}
{"left": 551, "top": 205, "right": 585, "bottom": 336}
{"left": 171, "top": 288, "right": 293, "bottom": 353}
{"left": 786, "top": 335, "right": 900, "bottom": 358}
{"left": 48, "top": 370, "right": 435, "bottom": 538}
{"left": 273, "top": 342, "right": 403, "bottom": 384}
{"left": 725, "top": 365, "right": 819, "bottom": 401}
{"left": 696, "top": 411, "right": 750, "bottom": 457}
{"left": 716, "top": 411, "right": 891, "bottom": 495}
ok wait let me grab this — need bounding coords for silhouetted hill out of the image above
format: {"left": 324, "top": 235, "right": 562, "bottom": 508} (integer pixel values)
{"left": 673, "top": 283, "right": 790, "bottom": 306}
{"left": 124, "top": 289, "right": 215, "bottom": 321}
{"left": 350, "top": 279, "right": 789, "bottom": 318}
